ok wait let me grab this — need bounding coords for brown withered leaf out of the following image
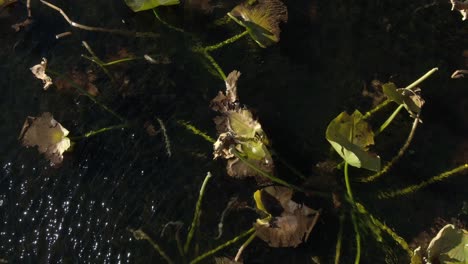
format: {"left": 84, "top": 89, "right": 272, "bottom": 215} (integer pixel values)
{"left": 19, "top": 112, "right": 71, "bottom": 165}
{"left": 30, "top": 58, "right": 53, "bottom": 90}
{"left": 55, "top": 68, "right": 99, "bottom": 96}
{"left": 253, "top": 186, "right": 320, "bottom": 247}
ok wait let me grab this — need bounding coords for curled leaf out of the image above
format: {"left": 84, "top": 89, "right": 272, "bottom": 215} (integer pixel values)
{"left": 228, "top": 0, "right": 288, "bottom": 48}
{"left": 253, "top": 186, "right": 320, "bottom": 247}
{"left": 451, "top": 0, "right": 468, "bottom": 20}
{"left": 427, "top": 224, "right": 468, "bottom": 264}
{"left": 124, "top": 0, "right": 180, "bottom": 12}
{"left": 326, "top": 110, "right": 381, "bottom": 171}
{"left": 30, "top": 58, "right": 53, "bottom": 90}
{"left": 382, "top": 82, "right": 425, "bottom": 118}
{"left": 19, "top": 112, "right": 70, "bottom": 165}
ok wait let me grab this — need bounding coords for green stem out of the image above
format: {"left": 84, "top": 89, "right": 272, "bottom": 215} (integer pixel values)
{"left": 69, "top": 124, "right": 128, "bottom": 140}
{"left": 131, "top": 229, "right": 174, "bottom": 264}
{"left": 153, "top": 8, "right": 185, "bottom": 33}
{"left": 378, "top": 163, "right": 468, "bottom": 199}
{"left": 404, "top": 67, "right": 438, "bottom": 90}
{"left": 184, "top": 172, "right": 213, "bottom": 254}
{"left": 47, "top": 70, "right": 124, "bottom": 121}
{"left": 82, "top": 41, "right": 114, "bottom": 82}
{"left": 177, "top": 120, "right": 215, "bottom": 143}
{"left": 360, "top": 116, "right": 420, "bottom": 183}
{"left": 344, "top": 162, "right": 361, "bottom": 264}
{"left": 202, "top": 51, "right": 226, "bottom": 80}
{"left": 355, "top": 202, "right": 412, "bottom": 257}
{"left": 102, "top": 57, "right": 137, "bottom": 66}
{"left": 363, "top": 100, "right": 391, "bottom": 120}
{"left": 375, "top": 105, "right": 404, "bottom": 136}
{"left": 204, "top": 30, "right": 249, "bottom": 52}
{"left": 189, "top": 227, "right": 255, "bottom": 264}
{"left": 231, "top": 148, "right": 304, "bottom": 192}
{"left": 334, "top": 213, "right": 345, "bottom": 264}
{"left": 234, "top": 231, "right": 257, "bottom": 262}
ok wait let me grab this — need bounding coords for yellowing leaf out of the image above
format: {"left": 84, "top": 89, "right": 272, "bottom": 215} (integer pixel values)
{"left": 19, "top": 112, "right": 71, "bottom": 165}
{"left": 228, "top": 0, "right": 288, "bottom": 48}
{"left": 30, "top": 58, "right": 53, "bottom": 90}
{"left": 326, "top": 110, "right": 381, "bottom": 171}
{"left": 124, "top": 0, "right": 180, "bottom": 12}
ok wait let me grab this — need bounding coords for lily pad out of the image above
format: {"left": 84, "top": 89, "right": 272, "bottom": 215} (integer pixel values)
{"left": 382, "top": 82, "right": 425, "bottom": 117}
{"left": 228, "top": 0, "right": 288, "bottom": 48}
{"left": 19, "top": 112, "right": 71, "bottom": 165}
{"left": 326, "top": 110, "right": 381, "bottom": 171}
{"left": 253, "top": 186, "right": 320, "bottom": 247}
{"left": 124, "top": 0, "right": 180, "bottom": 12}
{"left": 427, "top": 224, "right": 468, "bottom": 264}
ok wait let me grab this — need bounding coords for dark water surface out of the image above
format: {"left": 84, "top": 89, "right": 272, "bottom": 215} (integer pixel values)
{"left": 1, "top": 0, "right": 467, "bottom": 263}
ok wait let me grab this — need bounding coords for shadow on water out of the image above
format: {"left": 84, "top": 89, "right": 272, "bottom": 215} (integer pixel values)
{"left": 0, "top": 0, "right": 467, "bottom": 263}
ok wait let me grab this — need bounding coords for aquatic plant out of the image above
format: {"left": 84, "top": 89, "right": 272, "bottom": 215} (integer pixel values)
{"left": 124, "top": 0, "right": 180, "bottom": 12}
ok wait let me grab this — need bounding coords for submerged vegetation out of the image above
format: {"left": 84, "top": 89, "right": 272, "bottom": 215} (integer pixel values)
{"left": 2, "top": 0, "right": 467, "bottom": 263}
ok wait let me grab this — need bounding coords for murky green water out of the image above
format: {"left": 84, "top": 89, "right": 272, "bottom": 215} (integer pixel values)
{"left": 1, "top": 0, "right": 467, "bottom": 263}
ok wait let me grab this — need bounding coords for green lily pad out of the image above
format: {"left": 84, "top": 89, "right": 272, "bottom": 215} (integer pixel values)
{"left": 382, "top": 82, "right": 425, "bottom": 117}
{"left": 124, "top": 0, "right": 180, "bottom": 12}
{"left": 227, "top": 0, "right": 288, "bottom": 48}
{"left": 326, "top": 110, "right": 381, "bottom": 171}
{"left": 427, "top": 224, "right": 468, "bottom": 264}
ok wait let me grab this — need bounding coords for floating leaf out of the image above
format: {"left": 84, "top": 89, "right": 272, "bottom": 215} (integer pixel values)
{"left": 326, "top": 110, "right": 381, "bottom": 171}
{"left": 253, "top": 186, "right": 320, "bottom": 247}
{"left": 382, "top": 82, "right": 425, "bottom": 117}
{"left": 228, "top": 0, "right": 288, "bottom": 48}
{"left": 30, "top": 58, "right": 53, "bottom": 90}
{"left": 124, "top": 0, "right": 180, "bottom": 12}
{"left": 212, "top": 71, "right": 273, "bottom": 183}
{"left": 427, "top": 224, "right": 468, "bottom": 264}
{"left": 19, "top": 112, "right": 71, "bottom": 165}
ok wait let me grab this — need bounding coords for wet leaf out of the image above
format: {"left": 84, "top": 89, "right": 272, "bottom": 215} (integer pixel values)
{"left": 19, "top": 112, "right": 71, "bottom": 165}
{"left": 427, "top": 224, "right": 468, "bottom": 264}
{"left": 382, "top": 82, "right": 425, "bottom": 117}
{"left": 253, "top": 186, "right": 320, "bottom": 247}
{"left": 124, "top": 0, "right": 180, "bottom": 12}
{"left": 30, "top": 58, "right": 53, "bottom": 90}
{"left": 326, "top": 110, "right": 381, "bottom": 171}
{"left": 228, "top": 0, "right": 288, "bottom": 48}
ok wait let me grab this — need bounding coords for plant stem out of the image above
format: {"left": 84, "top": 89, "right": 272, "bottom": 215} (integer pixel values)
{"left": 375, "top": 105, "right": 404, "bottom": 136}
{"left": 153, "top": 8, "right": 185, "bottom": 33}
{"left": 204, "top": 30, "right": 249, "bottom": 52}
{"left": 47, "top": 70, "right": 124, "bottom": 121}
{"left": 355, "top": 202, "right": 412, "bottom": 258}
{"left": 344, "top": 162, "right": 361, "bottom": 264}
{"left": 202, "top": 51, "right": 227, "bottom": 80}
{"left": 378, "top": 163, "right": 468, "bottom": 199}
{"left": 234, "top": 231, "right": 257, "bottom": 262}
{"left": 177, "top": 120, "right": 215, "bottom": 143}
{"left": 82, "top": 41, "right": 114, "bottom": 82}
{"left": 404, "top": 67, "right": 438, "bottom": 90}
{"left": 360, "top": 116, "right": 420, "bottom": 182}
{"left": 184, "top": 172, "right": 213, "bottom": 254}
{"left": 130, "top": 229, "right": 174, "bottom": 264}
{"left": 334, "top": 213, "right": 345, "bottom": 264}
{"left": 69, "top": 124, "right": 128, "bottom": 140}
{"left": 231, "top": 148, "right": 304, "bottom": 192}
{"left": 189, "top": 227, "right": 255, "bottom": 264}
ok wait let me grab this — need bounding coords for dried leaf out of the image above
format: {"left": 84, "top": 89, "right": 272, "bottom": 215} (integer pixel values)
{"left": 253, "top": 186, "right": 320, "bottom": 247}
{"left": 55, "top": 68, "right": 99, "bottom": 96}
{"left": 19, "top": 112, "right": 71, "bottom": 165}
{"left": 382, "top": 82, "right": 424, "bottom": 117}
{"left": 326, "top": 110, "right": 381, "bottom": 171}
{"left": 11, "top": 18, "right": 33, "bottom": 32}
{"left": 451, "top": 0, "right": 468, "bottom": 20}
{"left": 30, "top": 58, "right": 53, "bottom": 90}
{"left": 228, "top": 0, "right": 288, "bottom": 48}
